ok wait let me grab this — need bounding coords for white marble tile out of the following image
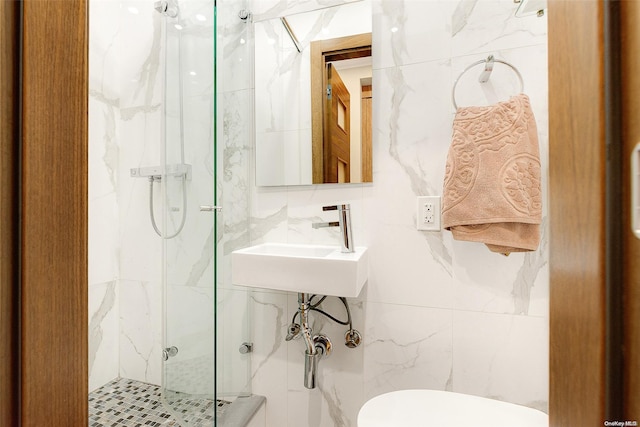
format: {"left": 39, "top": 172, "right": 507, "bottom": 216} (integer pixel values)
{"left": 451, "top": 216, "right": 549, "bottom": 316}
{"left": 452, "top": 243, "right": 530, "bottom": 314}
{"left": 88, "top": 55, "right": 119, "bottom": 286}
{"left": 89, "top": 0, "right": 121, "bottom": 100}
{"left": 117, "top": 108, "right": 163, "bottom": 282}
{"left": 88, "top": 281, "right": 119, "bottom": 392}
{"left": 248, "top": 290, "right": 290, "bottom": 426}
{"left": 219, "top": 90, "right": 253, "bottom": 289}
{"left": 363, "top": 302, "right": 453, "bottom": 400}
{"left": 117, "top": 177, "right": 163, "bottom": 282}
{"left": 249, "top": 187, "right": 289, "bottom": 244}
{"left": 119, "top": 279, "right": 163, "bottom": 385}
{"left": 452, "top": 310, "right": 549, "bottom": 412}
{"left": 362, "top": 61, "right": 456, "bottom": 308}
{"left": 217, "top": 90, "right": 253, "bottom": 291}
{"left": 373, "top": 0, "right": 455, "bottom": 69}
{"left": 88, "top": 97, "right": 120, "bottom": 200}
{"left": 217, "top": 287, "right": 253, "bottom": 398}
{"left": 287, "top": 386, "right": 355, "bottom": 427}
{"left": 362, "top": 218, "right": 455, "bottom": 308}
{"left": 450, "top": 0, "right": 547, "bottom": 58}
{"left": 88, "top": 194, "right": 120, "bottom": 285}
{"left": 119, "top": 0, "right": 165, "bottom": 109}
{"left": 172, "top": 7, "right": 215, "bottom": 100}
{"left": 375, "top": 60, "right": 454, "bottom": 190}
{"left": 526, "top": 221, "right": 549, "bottom": 318}
{"left": 218, "top": 0, "right": 254, "bottom": 93}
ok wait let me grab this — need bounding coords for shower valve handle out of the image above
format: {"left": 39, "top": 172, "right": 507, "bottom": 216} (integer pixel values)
{"left": 199, "top": 205, "right": 222, "bottom": 212}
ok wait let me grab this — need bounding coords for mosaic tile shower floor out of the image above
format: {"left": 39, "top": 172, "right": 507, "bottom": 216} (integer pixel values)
{"left": 89, "top": 378, "right": 227, "bottom": 426}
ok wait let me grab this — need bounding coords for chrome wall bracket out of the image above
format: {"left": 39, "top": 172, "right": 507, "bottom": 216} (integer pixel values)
{"left": 163, "top": 346, "right": 179, "bottom": 361}
{"left": 239, "top": 342, "right": 253, "bottom": 354}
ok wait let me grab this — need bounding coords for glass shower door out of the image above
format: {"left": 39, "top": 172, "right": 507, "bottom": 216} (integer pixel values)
{"left": 160, "top": 0, "right": 218, "bottom": 424}
{"left": 159, "top": 0, "right": 253, "bottom": 425}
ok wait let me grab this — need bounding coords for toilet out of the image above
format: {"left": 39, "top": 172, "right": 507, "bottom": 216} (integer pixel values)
{"left": 357, "top": 390, "right": 548, "bottom": 427}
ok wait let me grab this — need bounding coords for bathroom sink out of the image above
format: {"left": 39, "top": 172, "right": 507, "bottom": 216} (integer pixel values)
{"left": 231, "top": 243, "right": 368, "bottom": 297}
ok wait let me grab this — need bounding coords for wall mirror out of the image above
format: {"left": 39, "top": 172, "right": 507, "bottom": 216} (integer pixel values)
{"left": 253, "top": 1, "right": 373, "bottom": 186}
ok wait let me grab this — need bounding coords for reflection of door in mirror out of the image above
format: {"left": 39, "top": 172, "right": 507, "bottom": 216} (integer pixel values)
{"left": 361, "top": 78, "right": 372, "bottom": 182}
{"left": 311, "top": 33, "right": 372, "bottom": 184}
{"left": 325, "top": 64, "right": 351, "bottom": 183}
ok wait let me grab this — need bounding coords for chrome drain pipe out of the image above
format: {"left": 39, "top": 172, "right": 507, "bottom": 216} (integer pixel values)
{"left": 299, "top": 292, "right": 318, "bottom": 389}
{"left": 299, "top": 293, "right": 328, "bottom": 389}
{"left": 298, "top": 293, "right": 316, "bottom": 356}
{"left": 304, "top": 351, "right": 320, "bottom": 389}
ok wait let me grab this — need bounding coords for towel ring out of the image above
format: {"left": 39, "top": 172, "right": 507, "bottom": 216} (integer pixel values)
{"left": 451, "top": 55, "right": 524, "bottom": 110}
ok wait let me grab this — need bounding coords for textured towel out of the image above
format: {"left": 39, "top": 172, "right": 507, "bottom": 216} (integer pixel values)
{"left": 442, "top": 94, "right": 542, "bottom": 255}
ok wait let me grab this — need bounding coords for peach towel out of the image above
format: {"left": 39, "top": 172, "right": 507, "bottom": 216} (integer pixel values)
{"left": 442, "top": 94, "right": 542, "bottom": 254}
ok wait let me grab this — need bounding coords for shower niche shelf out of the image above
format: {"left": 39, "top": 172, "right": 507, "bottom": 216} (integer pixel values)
{"left": 231, "top": 243, "right": 368, "bottom": 298}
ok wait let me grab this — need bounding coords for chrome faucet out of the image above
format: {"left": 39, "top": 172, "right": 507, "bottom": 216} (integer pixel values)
{"left": 312, "top": 204, "right": 354, "bottom": 253}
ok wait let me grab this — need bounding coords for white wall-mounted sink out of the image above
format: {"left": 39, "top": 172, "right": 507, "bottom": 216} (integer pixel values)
{"left": 231, "top": 243, "right": 368, "bottom": 298}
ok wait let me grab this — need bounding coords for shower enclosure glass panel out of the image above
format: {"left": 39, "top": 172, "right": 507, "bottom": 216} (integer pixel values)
{"left": 160, "top": 1, "right": 216, "bottom": 424}
{"left": 159, "top": 0, "right": 251, "bottom": 424}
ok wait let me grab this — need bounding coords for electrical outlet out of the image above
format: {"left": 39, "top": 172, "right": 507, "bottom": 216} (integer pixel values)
{"left": 416, "top": 196, "right": 441, "bottom": 231}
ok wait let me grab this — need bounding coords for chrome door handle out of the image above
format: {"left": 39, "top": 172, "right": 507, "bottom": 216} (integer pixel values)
{"left": 200, "top": 205, "right": 222, "bottom": 212}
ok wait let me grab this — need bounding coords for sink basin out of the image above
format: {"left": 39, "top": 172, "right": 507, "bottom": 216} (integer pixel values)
{"left": 231, "top": 243, "right": 368, "bottom": 297}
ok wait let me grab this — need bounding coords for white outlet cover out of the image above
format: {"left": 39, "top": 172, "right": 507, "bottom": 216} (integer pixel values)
{"left": 416, "top": 196, "right": 441, "bottom": 231}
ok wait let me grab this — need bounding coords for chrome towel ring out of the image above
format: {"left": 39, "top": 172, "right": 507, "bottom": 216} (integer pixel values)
{"left": 451, "top": 55, "right": 524, "bottom": 110}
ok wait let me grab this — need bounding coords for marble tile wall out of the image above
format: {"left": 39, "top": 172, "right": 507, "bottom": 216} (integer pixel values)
{"left": 88, "top": 0, "right": 122, "bottom": 392}
{"left": 114, "top": 0, "right": 167, "bottom": 388}
{"left": 218, "top": 0, "right": 549, "bottom": 425}
{"left": 88, "top": 0, "right": 182, "bottom": 390}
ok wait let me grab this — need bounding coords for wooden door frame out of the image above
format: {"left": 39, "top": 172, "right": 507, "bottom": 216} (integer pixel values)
{"left": 548, "top": 0, "right": 633, "bottom": 424}
{"left": 0, "top": 0, "right": 632, "bottom": 424}
{"left": 310, "top": 33, "right": 372, "bottom": 183}
{"left": 620, "top": 0, "right": 640, "bottom": 419}
{"left": 0, "top": 0, "right": 88, "bottom": 424}
{"left": 0, "top": 1, "right": 21, "bottom": 425}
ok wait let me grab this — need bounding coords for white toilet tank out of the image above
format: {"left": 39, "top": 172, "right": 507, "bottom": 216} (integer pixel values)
{"left": 357, "top": 390, "right": 548, "bottom": 427}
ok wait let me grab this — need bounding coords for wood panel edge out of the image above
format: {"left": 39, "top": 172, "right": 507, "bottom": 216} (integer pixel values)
{"left": 20, "top": 0, "right": 88, "bottom": 424}
{"left": 0, "top": 1, "right": 21, "bottom": 425}
{"left": 620, "top": 0, "right": 640, "bottom": 419}
{"left": 548, "top": 0, "right": 607, "bottom": 425}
